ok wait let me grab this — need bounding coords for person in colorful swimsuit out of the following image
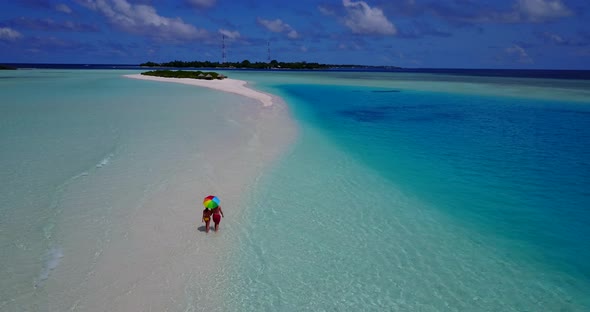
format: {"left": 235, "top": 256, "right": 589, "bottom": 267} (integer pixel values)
{"left": 211, "top": 206, "right": 224, "bottom": 232}
{"left": 202, "top": 208, "right": 213, "bottom": 233}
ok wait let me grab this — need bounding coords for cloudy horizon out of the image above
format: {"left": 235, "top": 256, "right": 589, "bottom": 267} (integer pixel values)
{"left": 1, "top": 0, "right": 589, "bottom": 69}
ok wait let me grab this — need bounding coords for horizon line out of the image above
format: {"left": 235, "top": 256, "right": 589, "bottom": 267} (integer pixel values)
{"left": 2, "top": 62, "right": 590, "bottom": 71}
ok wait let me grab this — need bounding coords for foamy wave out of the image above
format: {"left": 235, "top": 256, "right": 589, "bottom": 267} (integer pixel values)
{"left": 96, "top": 153, "right": 114, "bottom": 168}
{"left": 35, "top": 246, "right": 64, "bottom": 288}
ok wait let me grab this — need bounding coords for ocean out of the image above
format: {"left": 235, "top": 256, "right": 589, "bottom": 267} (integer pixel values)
{"left": 1, "top": 68, "right": 589, "bottom": 311}
{"left": 222, "top": 71, "right": 590, "bottom": 311}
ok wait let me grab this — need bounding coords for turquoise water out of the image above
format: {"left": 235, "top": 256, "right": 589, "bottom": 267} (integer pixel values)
{"left": 223, "top": 73, "right": 590, "bottom": 311}
{"left": 285, "top": 84, "right": 590, "bottom": 277}
{"left": 2, "top": 69, "right": 590, "bottom": 311}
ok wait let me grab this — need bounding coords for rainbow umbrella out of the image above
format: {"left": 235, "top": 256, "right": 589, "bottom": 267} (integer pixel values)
{"left": 203, "top": 195, "right": 220, "bottom": 210}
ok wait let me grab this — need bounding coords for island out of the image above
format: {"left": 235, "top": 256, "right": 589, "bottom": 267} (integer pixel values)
{"left": 125, "top": 72, "right": 273, "bottom": 107}
{"left": 141, "top": 70, "right": 226, "bottom": 80}
{"left": 140, "top": 60, "right": 400, "bottom": 70}
{"left": 0, "top": 64, "right": 17, "bottom": 70}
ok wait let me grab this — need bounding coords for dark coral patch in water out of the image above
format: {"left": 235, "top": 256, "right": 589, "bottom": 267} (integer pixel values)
{"left": 338, "top": 109, "right": 389, "bottom": 122}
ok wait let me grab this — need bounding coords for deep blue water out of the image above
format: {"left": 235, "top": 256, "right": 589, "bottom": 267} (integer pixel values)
{"left": 385, "top": 68, "right": 590, "bottom": 80}
{"left": 280, "top": 84, "right": 590, "bottom": 281}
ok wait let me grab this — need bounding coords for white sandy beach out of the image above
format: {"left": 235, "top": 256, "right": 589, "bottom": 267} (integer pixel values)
{"left": 124, "top": 74, "right": 274, "bottom": 107}
{"left": 33, "top": 74, "right": 298, "bottom": 311}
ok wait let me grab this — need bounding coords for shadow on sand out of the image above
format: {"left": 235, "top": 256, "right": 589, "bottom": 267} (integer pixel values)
{"left": 197, "top": 225, "right": 213, "bottom": 233}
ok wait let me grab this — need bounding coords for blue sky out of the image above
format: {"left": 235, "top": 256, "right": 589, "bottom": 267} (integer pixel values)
{"left": 0, "top": 0, "right": 589, "bottom": 68}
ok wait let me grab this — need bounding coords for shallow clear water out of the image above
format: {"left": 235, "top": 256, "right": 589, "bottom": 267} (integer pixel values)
{"left": 2, "top": 69, "right": 590, "bottom": 311}
{"left": 223, "top": 72, "right": 590, "bottom": 311}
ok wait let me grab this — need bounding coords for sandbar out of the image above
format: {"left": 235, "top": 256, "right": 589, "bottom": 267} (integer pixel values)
{"left": 124, "top": 74, "right": 274, "bottom": 107}
{"left": 41, "top": 73, "right": 297, "bottom": 311}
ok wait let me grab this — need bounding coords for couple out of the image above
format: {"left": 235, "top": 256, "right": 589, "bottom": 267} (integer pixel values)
{"left": 202, "top": 205, "right": 224, "bottom": 233}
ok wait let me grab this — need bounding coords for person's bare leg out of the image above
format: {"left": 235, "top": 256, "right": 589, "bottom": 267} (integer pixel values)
{"left": 215, "top": 223, "right": 219, "bottom": 231}
{"left": 205, "top": 221, "right": 210, "bottom": 233}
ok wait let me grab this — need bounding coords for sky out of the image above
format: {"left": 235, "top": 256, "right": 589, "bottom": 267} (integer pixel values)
{"left": 0, "top": 0, "right": 589, "bottom": 69}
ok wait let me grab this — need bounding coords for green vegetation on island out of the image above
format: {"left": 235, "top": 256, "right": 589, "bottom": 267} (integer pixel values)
{"left": 140, "top": 60, "right": 399, "bottom": 70}
{"left": 0, "top": 64, "right": 17, "bottom": 70}
{"left": 141, "top": 70, "right": 227, "bottom": 80}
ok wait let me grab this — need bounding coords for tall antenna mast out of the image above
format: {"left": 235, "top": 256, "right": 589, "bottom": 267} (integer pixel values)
{"left": 222, "top": 35, "right": 226, "bottom": 64}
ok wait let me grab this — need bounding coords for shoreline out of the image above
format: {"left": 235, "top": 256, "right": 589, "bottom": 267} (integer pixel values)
{"left": 4, "top": 69, "right": 590, "bottom": 311}
{"left": 124, "top": 74, "right": 274, "bottom": 107}
{"left": 35, "top": 72, "right": 298, "bottom": 311}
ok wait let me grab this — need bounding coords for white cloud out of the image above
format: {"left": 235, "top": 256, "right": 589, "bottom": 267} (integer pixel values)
{"left": 257, "top": 18, "right": 299, "bottom": 39}
{"left": 75, "top": 0, "right": 207, "bottom": 41}
{"left": 0, "top": 27, "right": 22, "bottom": 40}
{"left": 186, "top": 0, "right": 217, "bottom": 8}
{"left": 318, "top": 5, "right": 335, "bottom": 16}
{"left": 337, "top": 41, "right": 362, "bottom": 50}
{"left": 342, "top": 0, "right": 396, "bottom": 35}
{"left": 6, "top": 17, "right": 98, "bottom": 32}
{"left": 515, "top": 0, "right": 572, "bottom": 22}
{"left": 539, "top": 31, "right": 587, "bottom": 46}
{"left": 219, "top": 29, "right": 240, "bottom": 39}
{"left": 418, "top": 0, "right": 571, "bottom": 25}
{"left": 505, "top": 44, "right": 533, "bottom": 63}
{"left": 257, "top": 18, "right": 287, "bottom": 33}
{"left": 55, "top": 3, "right": 73, "bottom": 14}
{"left": 543, "top": 31, "right": 565, "bottom": 44}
